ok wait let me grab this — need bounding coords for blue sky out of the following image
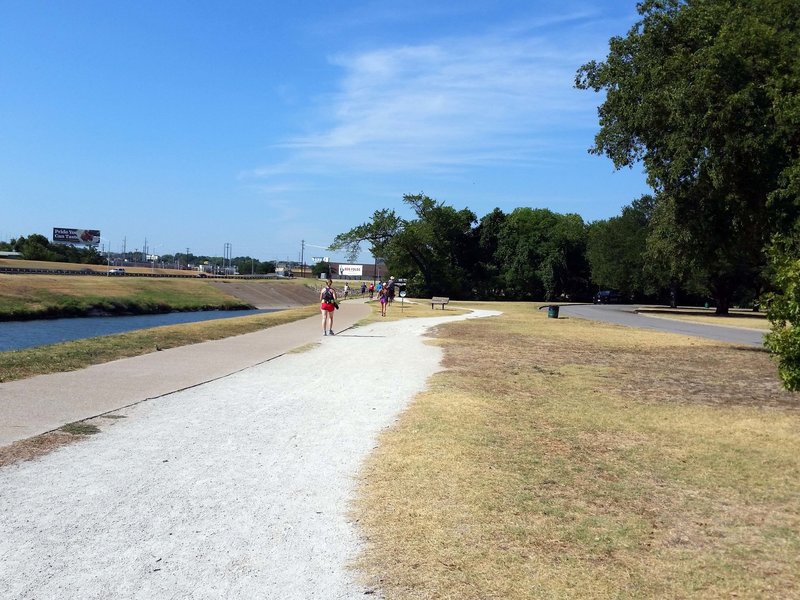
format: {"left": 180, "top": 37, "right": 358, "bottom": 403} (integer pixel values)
{"left": 0, "top": 1, "right": 649, "bottom": 264}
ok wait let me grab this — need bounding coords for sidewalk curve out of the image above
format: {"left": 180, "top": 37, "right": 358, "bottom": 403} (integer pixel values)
{"left": 0, "top": 301, "right": 370, "bottom": 447}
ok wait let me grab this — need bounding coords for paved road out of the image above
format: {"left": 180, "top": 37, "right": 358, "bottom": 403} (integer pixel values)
{"left": 559, "top": 304, "right": 766, "bottom": 347}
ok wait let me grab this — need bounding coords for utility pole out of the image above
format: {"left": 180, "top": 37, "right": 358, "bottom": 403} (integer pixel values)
{"left": 300, "top": 240, "right": 305, "bottom": 278}
{"left": 223, "top": 242, "right": 232, "bottom": 275}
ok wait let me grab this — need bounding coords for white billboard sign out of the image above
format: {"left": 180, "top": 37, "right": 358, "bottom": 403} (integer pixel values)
{"left": 53, "top": 227, "right": 100, "bottom": 246}
{"left": 338, "top": 264, "right": 363, "bottom": 277}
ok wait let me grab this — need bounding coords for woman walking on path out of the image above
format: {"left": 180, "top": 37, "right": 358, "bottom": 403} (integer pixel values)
{"left": 379, "top": 287, "right": 388, "bottom": 317}
{"left": 320, "top": 279, "right": 337, "bottom": 335}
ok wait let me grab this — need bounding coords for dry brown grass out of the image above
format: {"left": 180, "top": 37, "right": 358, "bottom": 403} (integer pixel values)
{"left": 0, "top": 413, "right": 129, "bottom": 468}
{"left": 354, "top": 301, "right": 800, "bottom": 599}
{"left": 0, "top": 430, "right": 84, "bottom": 467}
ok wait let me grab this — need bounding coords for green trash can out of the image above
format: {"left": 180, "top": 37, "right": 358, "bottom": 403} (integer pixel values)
{"left": 538, "top": 304, "right": 561, "bottom": 318}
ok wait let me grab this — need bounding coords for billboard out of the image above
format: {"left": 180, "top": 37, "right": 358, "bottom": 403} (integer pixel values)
{"left": 52, "top": 228, "right": 101, "bottom": 246}
{"left": 338, "top": 264, "right": 363, "bottom": 277}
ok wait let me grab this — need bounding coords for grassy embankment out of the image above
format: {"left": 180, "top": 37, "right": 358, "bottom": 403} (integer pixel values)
{"left": 0, "top": 304, "right": 319, "bottom": 383}
{"left": 0, "top": 273, "right": 321, "bottom": 382}
{"left": 353, "top": 301, "right": 799, "bottom": 599}
{"left": 0, "top": 273, "right": 251, "bottom": 320}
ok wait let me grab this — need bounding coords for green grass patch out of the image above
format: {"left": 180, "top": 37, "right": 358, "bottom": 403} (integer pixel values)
{"left": 60, "top": 422, "right": 100, "bottom": 436}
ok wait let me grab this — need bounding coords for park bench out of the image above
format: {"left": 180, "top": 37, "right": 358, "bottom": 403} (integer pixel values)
{"left": 430, "top": 296, "right": 450, "bottom": 309}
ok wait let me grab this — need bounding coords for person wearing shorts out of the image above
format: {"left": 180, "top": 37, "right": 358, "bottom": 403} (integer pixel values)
{"left": 320, "top": 278, "right": 337, "bottom": 335}
{"left": 379, "top": 286, "right": 388, "bottom": 317}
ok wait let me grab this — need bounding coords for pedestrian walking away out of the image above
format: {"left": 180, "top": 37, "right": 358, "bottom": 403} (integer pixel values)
{"left": 360, "top": 282, "right": 367, "bottom": 296}
{"left": 387, "top": 276, "right": 396, "bottom": 303}
{"left": 379, "top": 287, "right": 388, "bottom": 317}
{"left": 368, "top": 282, "right": 374, "bottom": 299}
{"left": 343, "top": 283, "right": 350, "bottom": 299}
{"left": 319, "top": 278, "right": 337, "bottom": 335}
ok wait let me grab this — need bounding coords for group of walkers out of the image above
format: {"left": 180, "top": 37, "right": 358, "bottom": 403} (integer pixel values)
{"left": 319, "top": 276, "right": 399, "bottom": 335}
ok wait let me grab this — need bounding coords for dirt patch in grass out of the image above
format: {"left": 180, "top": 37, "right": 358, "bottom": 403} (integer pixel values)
{"left": 463, "top": 322, "right": 794, "bottom": 411}
{"left": 0, "top": 413, "right": 128, "bottom": 469}
{"left": 354, "top": 302, "right": 800, "bottom": 599}
{"left": 0, "top": 430, "right": 85, "bottom": 467}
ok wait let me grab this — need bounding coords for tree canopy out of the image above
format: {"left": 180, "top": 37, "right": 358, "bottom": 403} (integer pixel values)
{"left": 586, "top": 196, "right": 653, "bottom": 299}
{"left": 576, "top": 0, "right": 800, "bottom": 314}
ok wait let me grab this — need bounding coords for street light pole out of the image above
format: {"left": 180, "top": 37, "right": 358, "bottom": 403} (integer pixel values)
{"left": 223, "top": 242, "right": 232, "bottom": 276}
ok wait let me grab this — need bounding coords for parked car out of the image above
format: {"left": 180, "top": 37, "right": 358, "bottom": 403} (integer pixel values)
{"left": 108, "top": 268, "right": 126, "bottom": 276}
{"left": 593, "top": 290, "right": 623, "bottom": 304}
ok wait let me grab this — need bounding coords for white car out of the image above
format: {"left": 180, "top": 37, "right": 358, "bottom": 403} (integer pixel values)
{"left": 108, "top": 268, "right": 126, "bottom": 276}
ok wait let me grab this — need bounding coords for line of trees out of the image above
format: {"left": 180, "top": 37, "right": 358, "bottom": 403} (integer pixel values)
{"left": 331, "top": 192, "right": 760, "bottom": 307}
{"left": 0, "top": 234, "right": 277, "bottom": 275}
{"left": 0, "top": 234, "right": 107, "bottom": 264}
{"left": 336, "top": 0, "right": 800, "bottom": 389}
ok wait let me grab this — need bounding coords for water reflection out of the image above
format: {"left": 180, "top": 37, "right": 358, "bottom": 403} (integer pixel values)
{"left": 0, "top": 309, "right": 276, "bottom": 352}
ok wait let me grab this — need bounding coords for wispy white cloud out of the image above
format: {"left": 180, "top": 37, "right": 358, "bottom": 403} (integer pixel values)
{"left": 250, "top": 13, "right": 605, "bottom": 180}
{"left": 259, "top": 197, "right": 303, "bottom": 225}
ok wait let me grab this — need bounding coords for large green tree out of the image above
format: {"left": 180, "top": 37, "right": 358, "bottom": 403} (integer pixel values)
{"left": 331, "top": 194, "right": 477, "bottom": 297}
{"left": 587, "top": 196, "right": 653, "bottom": 299}
{"left": 576, "top": 0, "right": 800, "bottom": 314}
{"left": 472, "top": 208, "right": 507, "bottom": 299}
{"left": 495, "top": 208, "right": 589, "bottom": 301}
{"left": 644, "top": 195, "right": 711, "bottom": 306}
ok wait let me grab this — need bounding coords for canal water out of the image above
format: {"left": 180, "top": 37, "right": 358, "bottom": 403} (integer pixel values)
{"left": 0, "top": 309, "right": 277, "bottom": 352}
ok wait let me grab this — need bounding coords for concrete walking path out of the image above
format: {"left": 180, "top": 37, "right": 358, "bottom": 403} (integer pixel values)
{"left": 0, "top": 301, "right": 370, "bottom": 447}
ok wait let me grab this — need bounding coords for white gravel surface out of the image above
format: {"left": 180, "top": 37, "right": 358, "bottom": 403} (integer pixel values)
{"left": 0, "top": 310, "right": 499, "bottom": 599}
